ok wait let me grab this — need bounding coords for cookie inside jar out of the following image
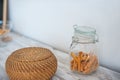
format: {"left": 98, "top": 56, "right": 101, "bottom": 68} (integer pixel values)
{"left": 70, "top": 51, "right": 99, "bottom": 74}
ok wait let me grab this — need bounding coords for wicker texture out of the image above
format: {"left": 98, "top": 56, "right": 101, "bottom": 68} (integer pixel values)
{"left": 6, "top": 47, "right": 57, "bottom": 80}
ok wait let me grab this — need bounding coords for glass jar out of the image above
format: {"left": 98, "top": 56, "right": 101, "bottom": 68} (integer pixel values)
{"left": 0, "top": 22, "right": 13, "bottom": 47}
{"left": 70, "top": 25, "right": 99, "bottom": 74}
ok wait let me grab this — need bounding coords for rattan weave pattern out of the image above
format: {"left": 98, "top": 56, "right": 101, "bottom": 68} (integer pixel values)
{"left": 6, "top": 47, "right": 57, "bottom": 80}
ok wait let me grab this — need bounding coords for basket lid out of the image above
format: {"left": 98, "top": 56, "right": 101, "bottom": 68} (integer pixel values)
{"left": 9, "top": 47, "right": 54, "bottom": 62}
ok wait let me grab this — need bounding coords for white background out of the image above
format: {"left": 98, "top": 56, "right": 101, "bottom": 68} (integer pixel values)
{"left": 9, "top": 0, "right": 120, "bottom": 72}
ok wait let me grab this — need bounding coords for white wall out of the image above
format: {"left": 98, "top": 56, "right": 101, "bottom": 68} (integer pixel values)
{"left": 9, "top": 0, "right": 120, "bottom": 72}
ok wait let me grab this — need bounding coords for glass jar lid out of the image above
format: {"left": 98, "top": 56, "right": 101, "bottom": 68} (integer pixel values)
{"left": 74, "top": 25, "right": 96, "bottom": 36}
{"left": 73, "top": 25, "right": 98, "bottom": 43}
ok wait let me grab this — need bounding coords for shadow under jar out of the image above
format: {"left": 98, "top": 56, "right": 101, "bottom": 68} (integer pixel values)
{"left": 70, "top": 25, "right": 99, "bottom": 74}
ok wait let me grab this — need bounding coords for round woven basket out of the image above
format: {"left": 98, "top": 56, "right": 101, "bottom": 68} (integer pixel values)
{"left": 6, "top": 47, "right": 57, "bottom": 80}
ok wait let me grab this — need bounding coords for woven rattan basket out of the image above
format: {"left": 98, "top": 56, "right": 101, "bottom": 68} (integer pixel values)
{"left": 6, "top": 47, "right": 57, "bottom": 80}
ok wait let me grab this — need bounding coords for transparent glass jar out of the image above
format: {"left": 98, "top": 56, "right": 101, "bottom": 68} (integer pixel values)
{"left": 0, "top": 22, "right": 13, "bottom": 47}
{"left": 70, "top": 25, "right": 99, "bottom": 74}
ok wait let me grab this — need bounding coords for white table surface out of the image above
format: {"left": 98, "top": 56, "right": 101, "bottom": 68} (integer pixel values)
{"left": 0, "top": 32, "right": 120, "bottom": 80}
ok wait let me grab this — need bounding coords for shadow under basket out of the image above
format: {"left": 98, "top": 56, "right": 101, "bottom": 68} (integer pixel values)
{"left": 6, "top": 47, "right": 57, "bottom": 80}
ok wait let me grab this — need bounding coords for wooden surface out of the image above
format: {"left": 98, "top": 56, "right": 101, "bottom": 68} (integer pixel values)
{"left": 0, "top": 32, "right": 120, "bottom": 80}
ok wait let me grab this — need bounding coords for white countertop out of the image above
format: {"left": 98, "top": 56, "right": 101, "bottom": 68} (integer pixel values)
{"left": 0, "top": 32, "right": 120, "bottom": 80}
